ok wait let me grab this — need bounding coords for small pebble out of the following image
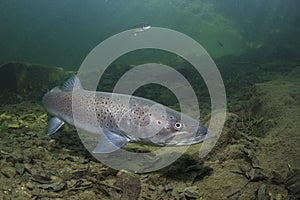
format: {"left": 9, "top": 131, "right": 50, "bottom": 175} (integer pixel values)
{"left": 1, "top": 166, "right": 17, "bottom": 178}
{"left": 164, "top": 183, "right": 173, "bottom": 192}
{"left": 15, "top": 162, "right": 25, "bottom": 175}
{"left": 184, "top": 186, "right": 200, "bottom": 199}
{"left": 7, "top": 123, "right": 20, "bottom": 129}
{"left": 149, "top": 185, "right": 156, "bottom": 191}
{"left": 25, "top": 182, "right": 35, "bottom": 190}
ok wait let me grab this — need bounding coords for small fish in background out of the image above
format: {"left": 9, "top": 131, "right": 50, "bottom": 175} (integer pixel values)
{"left": 217, "top": 41, "right": 224, "bottom": 48}
{"left": 42, "top": 75, "right": 209, "bottom": 153}
{"left": 131, "top": 22, "right": 151, "bottom": 36}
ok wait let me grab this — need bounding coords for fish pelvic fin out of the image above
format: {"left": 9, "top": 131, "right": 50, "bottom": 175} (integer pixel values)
{"left": 92, "top": 129, "right": 130, "bottom": 154}
{"left": 47, "top": 117, "right": 64, "bottom": 135}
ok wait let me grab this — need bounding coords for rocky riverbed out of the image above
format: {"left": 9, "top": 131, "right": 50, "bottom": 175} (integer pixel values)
{"left": 0, "top": 62, "right": 299, "bottom": 199}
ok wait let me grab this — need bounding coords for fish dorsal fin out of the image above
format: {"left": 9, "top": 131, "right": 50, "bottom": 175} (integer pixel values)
{"left": 92, "top": 129, "right": 130, "bottom": 153}
{"left": 48, "top": 117, "right": 64, "bottom": 135}
{"left": 60, "top": 74, "right": 82, "bottom": 91}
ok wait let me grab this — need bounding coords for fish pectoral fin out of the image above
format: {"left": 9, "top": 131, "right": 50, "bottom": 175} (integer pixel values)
{"left": 47, "top": 117, "right": 64, "bottom": 135}
{"left": 92, "top": 129, "right": 129, "bottom": 154}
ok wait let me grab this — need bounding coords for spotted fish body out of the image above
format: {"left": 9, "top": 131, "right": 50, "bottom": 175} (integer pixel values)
{"left": 42, "top": 75, "right": 209, "bottom": 153}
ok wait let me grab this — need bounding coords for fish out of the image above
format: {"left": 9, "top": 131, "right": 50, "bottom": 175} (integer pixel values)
{"left": 42, "top": 75, "right": 209, "bottom": 153}
{"left": 131, "top": 22, "right": 151, "bottom": 36}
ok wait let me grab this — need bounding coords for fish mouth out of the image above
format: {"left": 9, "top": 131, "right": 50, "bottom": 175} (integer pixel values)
{"left": 175, "top": 131, "right": 209, "bottom": 146}
{"left": 163, "top": 127, "right": 209, "bottom": 146}
{"left": 147, "top": 125, "right": 209, "bottom": 146}
{"left": 190, "top": 130, "right": 210, "bottom": 144}
{"left": 172, "top": 127, "right": 210, "bottom": 146}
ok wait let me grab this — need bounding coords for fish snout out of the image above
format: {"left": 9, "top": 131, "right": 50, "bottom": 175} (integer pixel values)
{"left": 189, "top": 125, "right": 209, "bottom": 144}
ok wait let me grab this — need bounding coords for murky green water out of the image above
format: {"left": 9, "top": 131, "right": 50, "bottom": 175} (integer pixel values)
{"left": 0, "top": 1, "right": 299, "bottom": 199}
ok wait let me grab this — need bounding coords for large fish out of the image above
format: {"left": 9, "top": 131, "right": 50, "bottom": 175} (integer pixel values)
{"left": 42, "top": 75, "right": 209, "bottom": 153}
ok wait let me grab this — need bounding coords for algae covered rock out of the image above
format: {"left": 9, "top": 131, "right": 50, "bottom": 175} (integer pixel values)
{"left": 0, "top": 62, "right": 68, "bottom": 92}
{"left": 0, "top": 62, "right": 72, "bottom": 103}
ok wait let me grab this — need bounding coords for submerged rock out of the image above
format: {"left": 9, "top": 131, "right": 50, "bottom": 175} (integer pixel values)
{"left": 38, "top": 182, "right": 66, "bottom": 192}
{"left": 0, "top": 165, "right": 17, "bottom": 178}
{"left": 285, "top": 166, "right": 300, "bottom": 195}
{"left": 256, "top": 184, "right": 267, "bottom": 200}
{"left": 25, "top": 182, "right": 35, "bottom": 190}
{"left": 14, "top": 162, "right": 24, "bottom": 176}
{"left": 164, "top": 183, "right": 173, "bottom": 192}
{"left": 114, "top": 170, "right": 141, "bottom": 200}
{"left": 0, "top": 62, "right": 66, "bottom": 91}
{"left": 7, "top": 123, "right": 20, "bottom": 129}
{"left": 184, "top": 186, "right": 200, "bottom": 199}
{"left": 0, "top": 62, "right": 71, "bottom": 103}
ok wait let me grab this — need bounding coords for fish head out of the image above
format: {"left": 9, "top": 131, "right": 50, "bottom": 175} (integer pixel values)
{"left": 147, "top": 110, "right": 209, "bottom": 146}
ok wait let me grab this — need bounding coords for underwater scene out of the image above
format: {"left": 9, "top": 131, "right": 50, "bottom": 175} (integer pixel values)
{"left": 0, "top": 0, "right": 300, "bottom": 199}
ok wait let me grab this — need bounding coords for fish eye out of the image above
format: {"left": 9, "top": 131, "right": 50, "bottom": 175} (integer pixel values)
{"left": 173, "top": 121, "right": 183, "bottom": 130}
